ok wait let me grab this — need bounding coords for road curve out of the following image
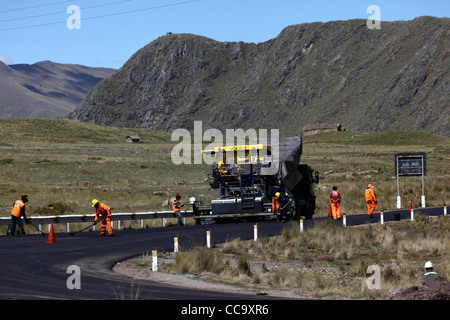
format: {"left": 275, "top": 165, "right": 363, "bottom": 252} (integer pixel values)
{"left": 0, "top": 207, "right": 445, "bottom": 301}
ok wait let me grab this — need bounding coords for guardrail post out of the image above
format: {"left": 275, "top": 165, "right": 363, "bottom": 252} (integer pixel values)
{"left": 411, "top": 209, "right": 414, "bottom": 221}
{"left": 254, "top": 224, "right": 258, "bottom": 241}
{"left": 444, "top": 206, "right": 447, "bottom": 216}
{"left": 380, "top": 212, "right": 384, "bottom": 225}
{"left": 140, "top": 219, "right": 144, "bottom": 228}
{"left": 162, "top": 218, "right": 166, "bottom": 227}
{"left": 300, "top": 218, "right": 304, "bottom": 233}
{"left": 343, "top": 214, "right": 347, "bottom": 227}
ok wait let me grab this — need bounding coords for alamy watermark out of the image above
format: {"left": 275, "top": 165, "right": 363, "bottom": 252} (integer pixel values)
{"left": 67, "top": 5, "right": 81, "bottom": 30}
{"left": 171, "top": 121, "right": 279, "bottom": 173}
{"left": 367, "top": 5, "right": 381, "bottom": 30}
{"left": 366, "top": 265, "right": 381, "bottom": 290}
{"left": 66, "top": 265, "right": 81, "bottom": 290}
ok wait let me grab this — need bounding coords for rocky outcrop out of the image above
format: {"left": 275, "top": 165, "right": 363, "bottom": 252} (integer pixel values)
{"left": 69, "top": 17, "right": 449, "bottom": 136}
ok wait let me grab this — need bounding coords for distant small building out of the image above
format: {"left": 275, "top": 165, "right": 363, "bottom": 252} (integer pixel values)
{"left": 302, "top": 123, "right": 346, "bottom": 136}
{"left": 126, "top": 135, "right": 140, "bottom": 143}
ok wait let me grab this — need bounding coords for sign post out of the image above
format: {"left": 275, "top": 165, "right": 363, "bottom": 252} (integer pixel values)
{"left": 395, "top": 152, "right": 426, "bottom": 208}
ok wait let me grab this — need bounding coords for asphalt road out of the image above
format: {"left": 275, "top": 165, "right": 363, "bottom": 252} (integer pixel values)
{"left": 0, "top": 207, "right": 445, "bottom": 301}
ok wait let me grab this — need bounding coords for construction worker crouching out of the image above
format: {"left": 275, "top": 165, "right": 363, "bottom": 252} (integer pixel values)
{"left": 365, "top": 184, "right": 377, "bottom": 218}
{"left": 8, "top": 195, "right": 28, "bottom": 236}
{"left": 92, "top": 199, "right": 114, "bottom": 236}
{"left": 330, "top": 186, "right": 341, "bottom": 220}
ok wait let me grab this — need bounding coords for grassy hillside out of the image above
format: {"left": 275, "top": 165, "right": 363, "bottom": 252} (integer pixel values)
{"left": 0, "top": 119, "right": 448, "bottom": 223}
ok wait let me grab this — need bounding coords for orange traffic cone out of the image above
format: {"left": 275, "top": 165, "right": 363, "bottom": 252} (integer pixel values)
{"left": 408, "top": 199, "right": 412, "bottom": 211}
{"left": 47, "top": 223, "right": 56, "bottom": 244}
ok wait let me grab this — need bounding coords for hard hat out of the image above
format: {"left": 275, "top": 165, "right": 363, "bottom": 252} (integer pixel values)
{"left": 333, "top": 186, "right": 337, "bottom": 190}
{"left": 425, "top": 261, "right": 433, "bottom": 269}
{"left": 176, "top": 193, "right": 182, "bottom": 199}
{"left": 92, "top": 199, "right": 99, "bottom": 207}
{"left": 275, "top": 192, "right": 281, "bottom": 197}
{"left": 21, "top": 194, "right": 29, "bottom": 202}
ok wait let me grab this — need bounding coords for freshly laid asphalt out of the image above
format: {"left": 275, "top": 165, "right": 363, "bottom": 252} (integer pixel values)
{"left": 0, "top": 207, "right": 445, "bottom": 301}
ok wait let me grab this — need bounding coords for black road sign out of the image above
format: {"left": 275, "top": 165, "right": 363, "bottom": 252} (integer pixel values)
{"left": 395, "top": 152, "right": 426, "bottom": 176}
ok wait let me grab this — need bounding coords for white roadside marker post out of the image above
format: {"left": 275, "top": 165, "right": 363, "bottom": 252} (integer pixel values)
{"left": 152, "top": 250, "right": 158, "bottom": 272}
{"left": 174, "top": 236, "right": 179, "bottom": 253}
{"left": 206, "top": 229, "right": 211, "bottom": 248}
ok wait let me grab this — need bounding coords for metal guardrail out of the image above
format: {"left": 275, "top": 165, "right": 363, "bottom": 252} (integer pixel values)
{"left": 0, "top": 210, "right": 194, "bottom": 233}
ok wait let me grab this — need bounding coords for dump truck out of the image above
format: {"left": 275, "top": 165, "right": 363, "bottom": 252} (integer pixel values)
{"left": 192, "top": 135, "right": 319, "bottom": 224}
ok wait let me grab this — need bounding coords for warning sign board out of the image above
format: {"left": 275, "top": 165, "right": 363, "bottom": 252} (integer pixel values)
{"left": 395, "top": 152, "right": 426, "bottom": 176}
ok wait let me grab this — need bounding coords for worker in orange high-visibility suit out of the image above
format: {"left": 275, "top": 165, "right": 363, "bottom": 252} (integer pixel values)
{"left": 271, "top": 180, "right": 282, "bottom": 215}
{"left": 365, "top": 184, "right": 377, "bottom": 218}
{"left": 172, "top": 193, "right": 184, "bottom": 226}
{"left": 272, "top": 195, "right": 280, "bottom": 215}
{"left": 8, "top": 195, "right": 28, "bottom": 235}
{"left": 92, "top": 199, "right": 113, "bottom": 236}
{"left": 330, "top": 186, "right": 341, "bottom": 220}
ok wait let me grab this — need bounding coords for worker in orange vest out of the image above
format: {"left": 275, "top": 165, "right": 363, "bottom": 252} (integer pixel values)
{"left": 92, "top": 199, "right": 114, "bottom": 236}
{"left": 330, "top": 186, "right": 341, "bottom": 220}
{"left": 276, "top": 192, "right": 289, "bottom": 222}
{"left": 8, "top": 195, "right": 28, "bottom": 235}
{"left": 271, "top": 180, "right": 282, "bottom": 215}
{"left": 365, "top": 184, "right": 377, "bottom": 218}
{"left": 272, "top": 195, "right": 280, "bottom": 215}
{"left": 172, "top": 193, "right": 185, "bottom": 226}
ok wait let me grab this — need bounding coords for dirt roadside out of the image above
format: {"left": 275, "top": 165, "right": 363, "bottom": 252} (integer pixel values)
{"left": 113, "top": 255, "right": 320, "bottom": 299}
{"left": 114, "top": 255, "right": 450, "bottom": 300}
{"left": 380, "top": 274, "right": 450, "bottom": 300}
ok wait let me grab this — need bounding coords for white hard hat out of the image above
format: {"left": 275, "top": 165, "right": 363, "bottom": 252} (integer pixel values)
{"left": 424, "top": 261, "right": 433, "bottom": 269}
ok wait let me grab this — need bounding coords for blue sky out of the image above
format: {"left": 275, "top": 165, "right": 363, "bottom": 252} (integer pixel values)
{"left": 0, "top": 0, "right": 448, "bottom": 69}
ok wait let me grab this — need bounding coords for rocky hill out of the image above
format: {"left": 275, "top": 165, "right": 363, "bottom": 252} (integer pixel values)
{"left": 69, "top": 17, "right": 449, "bottom": 136}
{"left": 0, "top": 61, "right": 115, "bottom": 118}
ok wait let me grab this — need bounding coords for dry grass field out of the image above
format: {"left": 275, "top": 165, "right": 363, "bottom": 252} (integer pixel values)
{"left": 136, "top": 215, "right": 449, "bottom": 299}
